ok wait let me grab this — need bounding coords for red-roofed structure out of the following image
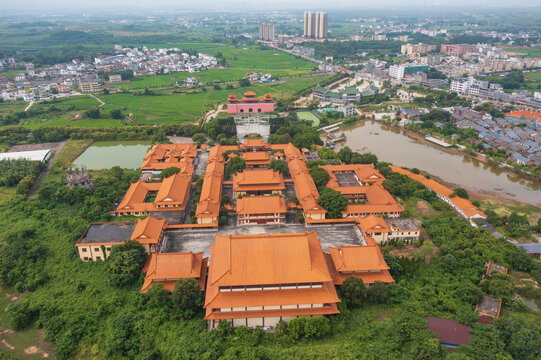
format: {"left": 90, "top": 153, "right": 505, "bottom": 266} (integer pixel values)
{"left": 227, "top": 92, "right": 274, "bottom": 114}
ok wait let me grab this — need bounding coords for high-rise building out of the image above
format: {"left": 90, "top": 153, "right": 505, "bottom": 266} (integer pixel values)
{"left": 303, "top": 11, "right": 328, "bottom": 40}
{"left": 259, "top": 23, "right": 274, "bottom": 42}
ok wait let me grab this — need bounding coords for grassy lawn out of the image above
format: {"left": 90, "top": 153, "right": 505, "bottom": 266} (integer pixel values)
{"left": 296, "top": 111, "right": 320, "bottom": 127}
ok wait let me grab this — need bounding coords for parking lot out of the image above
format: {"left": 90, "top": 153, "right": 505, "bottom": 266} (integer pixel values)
{"left": 161, "top": 223, "right": 365, "bottom": 256}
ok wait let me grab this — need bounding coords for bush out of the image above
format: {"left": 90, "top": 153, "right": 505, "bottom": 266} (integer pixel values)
{"left": 304, "top": 316, "right": 331, "bottom": 339}
{"left": 340, "top": 276, "right": 366, "bottom": 307}
{"left": 7, "top": 301, "right": 35, "bottom": 330}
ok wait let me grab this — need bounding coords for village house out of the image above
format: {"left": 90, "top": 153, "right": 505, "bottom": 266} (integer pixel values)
{"left": 76, "top": 222, "right": 136, "bottom": 261}
{"left": 204, "top": 232, "right": 341, "bottom": 330}
{"left": 356, "top": 215, "right": 420, "bottom": 244}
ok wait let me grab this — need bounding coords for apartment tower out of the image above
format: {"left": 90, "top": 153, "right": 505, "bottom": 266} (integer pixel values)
{"left": 303, "top": 11, "right": 328, "bottom": 40}
{"left": 259, "top": 23, "right": 275, "bottom": 41}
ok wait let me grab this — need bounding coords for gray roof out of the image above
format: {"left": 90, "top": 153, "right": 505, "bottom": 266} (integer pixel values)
{"left": 516, "top": 243, "right": 541, "bottom": 254}
{"left": 77, "top": 222, "right": 136, "bottom": 245}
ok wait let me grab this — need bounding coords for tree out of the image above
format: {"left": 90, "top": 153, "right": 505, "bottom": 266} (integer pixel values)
{"left": 171, "top": 278, "right": 204, "bottom": 319}
{"left": 350, "top": 152, "right": 378, "bottom": 165}
{"left": 107, "top": 241, "right": 147, "bottom": 288}
{"left": 109, "top": 109, "right": 123, "bottom": 119}
{"left": 454, "top": 281, "right": 483, "bottom": 305}
{"left": 479, "top": 272, "right": 514, "bottom": 302}
{"left": 192, "top": 133, "right": 206, "bottom": 145}
{"left": 303, "top": 317, "right": 331, "bottom": 339}
{"left": 159, "top": 167, "right": 181, "bottom": 180}
{"left": 308, "top": 167, "right": 330, "bottom": 189}
{"left": 120, "top": 69, "right": 134, "bottom": 80}
{"left": 339, "top": 276, "right": 366, "bottom": 307}
{"left": 338, "top": 146, "right": 353, "bottom": 164}
{"left": 367, "top": 281, "right": 389, "bottom": 304}
{"left": 318, "top": 147, "right": 337, "bottom": 160}
{"left": 105, "top": 314, "right": 140, "bottom": 357}
{"left": 239, "top": 79, "right": 250, "bottom": 87}
{"left": 225, "top": 156, "right": 245, "bottom": 178}
{"left": 318, "top": 186, "right": 347, "bottom": 219}
{"left": 453, "top": 188, "right": 469, "bottom": 199}
{"left": 83, "top": 108, "right": 101, "bottom": 119}
{"left": 267, "top": 159, "right": 290, "bottom": 177}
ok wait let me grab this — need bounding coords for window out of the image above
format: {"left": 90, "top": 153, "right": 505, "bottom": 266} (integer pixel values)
{"left": 83, "top": 257, "right": 88, "bottom": 261}
{"left": 82, "top": 248, "right": 87, "bottom": 252}
{"left": 106, "top": 247, "right": 111, "bottom": 251}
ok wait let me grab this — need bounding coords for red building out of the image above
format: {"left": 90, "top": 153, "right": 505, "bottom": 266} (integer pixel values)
{"left": 227, "top": 91, "right": 274, "bottom": 114}
{"left": 440, "top": 44, "right": 479, "bottom": 56}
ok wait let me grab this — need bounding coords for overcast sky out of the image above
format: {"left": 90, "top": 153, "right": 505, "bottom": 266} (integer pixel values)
{"left": 3, "top": 0, "right": 541, "bottom": 11}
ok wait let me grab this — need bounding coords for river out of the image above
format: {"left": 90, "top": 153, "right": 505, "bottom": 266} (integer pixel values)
{"left": 339, "top": 121, "right": 541, "bottom": 205}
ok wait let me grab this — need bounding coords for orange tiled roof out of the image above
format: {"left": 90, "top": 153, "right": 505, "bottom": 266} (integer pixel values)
{"left": 196, "top": 146, "right": 226, "bottom": 219}
{"left": 322, "top": 164, "right": 385, "bottom": 190}
{"left": 232, "top": 169, "right": 285, "bottom": 192}
{"left": 241, "top": 138, "right": 269, "bottom": 149}
{"left": 141, "top": 143, "right": 197, "bottom": 172}
{"left": 114, "top": 174, "right": 191, "bottom": 214}
{"left": 342, "top": 184, "right": 403, "bottom": 216}
{"left": 356, "top": 215, "right": 391, "bottom": 234}
{"left": 241, "top": 151, "right": 271, "bottom": 164}
{"left": 506, "top": 110, "right": 541, "bottom": 123}
{"left": 390, "top": 166, "right": 486, "bottom": 218}
{"left": 325, "top": 245, "right": 394, "bottom": 285}
{"left": 131, "top": 216, "right": 166, "bottom": 244}
{"left": 154, "top": 174, "right": 191, "bottom": 207}
{"left": 236, "top": 195, "right": 287, "bottom": 215}
{"left": 204, "top": 231, "right": 340, "bottom": 320}
{"left": 209, "top": 231, "right": 333, "bottom": 287}
{"left": 140, "top": 252, "right": 207, "bottom": 293}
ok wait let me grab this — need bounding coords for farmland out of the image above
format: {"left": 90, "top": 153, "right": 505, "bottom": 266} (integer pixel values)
{"left": 2, "top": 73, "right": 331, "bottom": 127}
{"left": 503, "top": 47, "right": 541, "bottom": 58}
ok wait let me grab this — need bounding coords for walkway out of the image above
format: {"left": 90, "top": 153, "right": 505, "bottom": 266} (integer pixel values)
{"left": 203, "top": 104, "right": 224, "bottom": 124}
{"left": 28, "top": 140, "right": 67, "bottom": 199}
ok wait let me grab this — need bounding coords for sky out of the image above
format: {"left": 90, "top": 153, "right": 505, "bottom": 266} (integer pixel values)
{"left": 2, "top": 0, "right": 541, "bottom": 11}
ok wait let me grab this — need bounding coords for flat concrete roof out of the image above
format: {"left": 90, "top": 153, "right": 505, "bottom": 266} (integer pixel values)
{"left": 78, "top": 222, "right": 136, "bottom": 245}
{"left": 385, "top": 218, "right": 419, "bottom": 231}
{"left": 162, "top": 223, "right": 365, "bottom": 257}
{"left": 477, "top": 294, "right": 501, "bottom": 318}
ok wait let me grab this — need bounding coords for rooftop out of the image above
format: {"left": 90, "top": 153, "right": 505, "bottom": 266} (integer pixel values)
{"left": 77, "top": 222, "right": 136, "bottom": 245}
{"left": 476, "top": 294, "right": 502, "bottom": 318}
{"left": 236, "top": 196, "right": 287, "bottom": 215}
{"left": 427, "top": 317, "right": 472, "bottom": 349}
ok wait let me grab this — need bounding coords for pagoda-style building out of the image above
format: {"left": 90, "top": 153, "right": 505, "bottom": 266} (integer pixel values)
{"left": 227, "top": 91, "right": 274, "bottom": 114}
{"left": 66, "top": 167, "right": 95, "bottom": 191}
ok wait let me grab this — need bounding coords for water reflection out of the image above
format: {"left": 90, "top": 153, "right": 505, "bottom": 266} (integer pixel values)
{"left": 340, "top": 120, "right": 541, "bottom": 204}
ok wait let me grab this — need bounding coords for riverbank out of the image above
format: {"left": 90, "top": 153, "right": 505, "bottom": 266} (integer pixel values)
{"left": 336, "top": 120, "right": 541, "bottom": 206}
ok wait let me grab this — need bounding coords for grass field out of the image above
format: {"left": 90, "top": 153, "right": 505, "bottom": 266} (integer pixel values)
{"left": 503, "top": 47, "right": 541, "bottom": 58}
{"left": 0, "top": 100, "right": 27, "bottom": 116}
{"left": 296, "top": 110, "right": 320, "bottom": 127}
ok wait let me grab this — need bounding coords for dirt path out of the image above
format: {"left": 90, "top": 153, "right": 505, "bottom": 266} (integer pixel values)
{"left": 24, "top": 100, "right": 34, "bottom": 112}
{"left": 203, "top": 104, "right": 224, "bottom": 124}
{"left": 88, "top": 94, "right": 105, "bottom": 107}
{"left": 28, "top": 140, "right": 67, "bottom": 199}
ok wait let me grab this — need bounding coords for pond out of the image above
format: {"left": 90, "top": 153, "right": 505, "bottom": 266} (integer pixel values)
{"left": 73, "top": 141, "right": 151, "bottom": 170}
{"left": 340, "top": 121, "right": 541, "bottom": 205}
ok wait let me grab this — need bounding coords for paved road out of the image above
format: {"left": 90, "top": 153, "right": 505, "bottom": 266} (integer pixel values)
{"left": 28, "top": 140, "right": 67, "bottom": 199}
{"left": 24, "top": 100, "right": 34, "bottom": 112}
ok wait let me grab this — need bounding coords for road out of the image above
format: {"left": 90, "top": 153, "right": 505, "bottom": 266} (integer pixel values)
{"left": 88, "top": 94, "right": 105, "bottom": 107}
{"left": 28, "top": 140, "right": 67, "bottom": 199}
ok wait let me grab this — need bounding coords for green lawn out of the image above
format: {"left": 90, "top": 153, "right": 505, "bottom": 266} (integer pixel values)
{"left": 296, "top": 111, "right": 320, "bottom": 127}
